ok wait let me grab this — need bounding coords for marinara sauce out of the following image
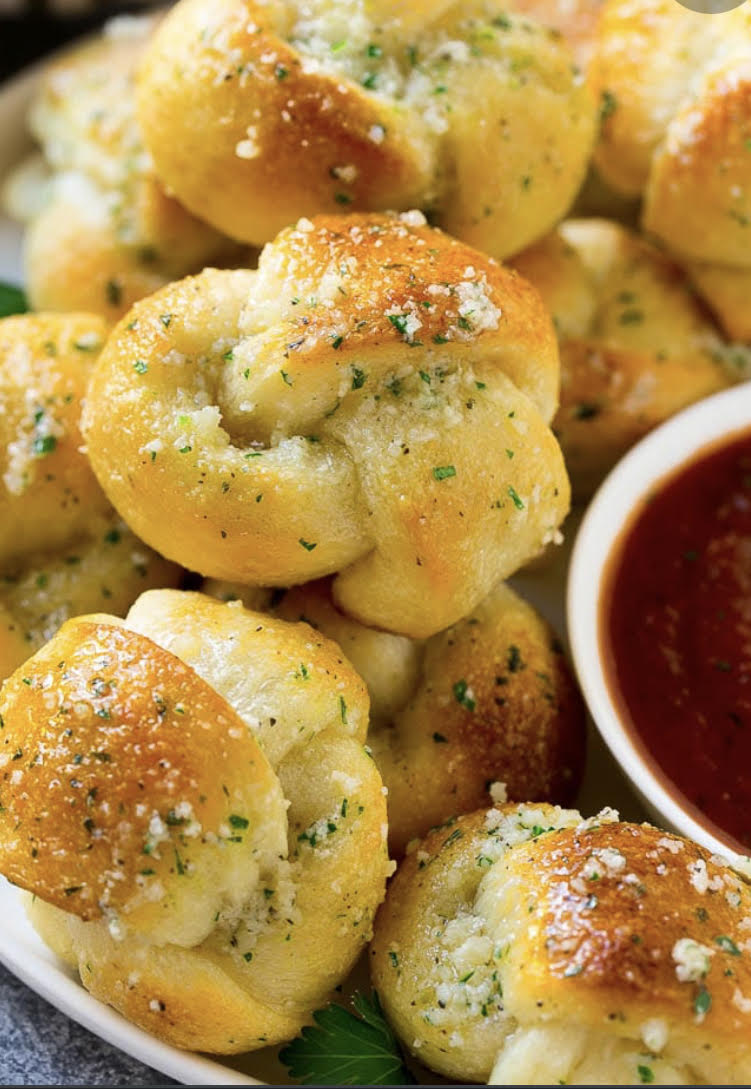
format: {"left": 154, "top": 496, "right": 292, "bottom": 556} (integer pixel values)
{"left": 602, "top": 428, "right": 751, "bottom": 851}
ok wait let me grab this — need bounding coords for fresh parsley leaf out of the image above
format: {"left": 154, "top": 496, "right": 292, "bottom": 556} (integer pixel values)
{"left": 0, "top": 282, "right": 28, "bottom": 318}
{"left": 279, "top": 990, "right": 415, "bottom": 1085}
{"left": 694, "top": 984, "right": 712, "bottom": 1017}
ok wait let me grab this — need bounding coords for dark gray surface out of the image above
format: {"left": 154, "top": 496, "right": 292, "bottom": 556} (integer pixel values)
{"left": 0, "top": 961, "right": 176, "bottom": 1087}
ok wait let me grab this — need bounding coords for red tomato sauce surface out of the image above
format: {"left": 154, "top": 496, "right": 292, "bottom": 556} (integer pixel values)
{"left": 602, "top": 428, "right": 751, "bottom": 851}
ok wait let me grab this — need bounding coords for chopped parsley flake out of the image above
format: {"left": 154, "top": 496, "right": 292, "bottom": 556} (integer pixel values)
{"left": 299, "top": 538, "right": 317, "bottom": 552}
{"left": 106, "top": 279, "right": 122, "bottom": 306}
{"left": 433, "top": 465, "right": 456, "bottom": 481}
{"left": 32, "top": 435, "right": 57, "bottom": 457}
{"left": 694, "top": 986, "right": 712, "bottom": 1017}
{"left": 507, "top": 645, "right": 523, "bottom": 672}
{"left": 453, "top": 679, "right": 476, "bottom": 712}
{"left": 600, "top": 89, "right": 618, "bottom": 122}
{"left": 715, "top": 935, "right": 741, "bottom": 956}
{"left": 508, "top": 486, "right": 525, "bottom": 510}
{"left": 133, "top": 359, "right": 148, "bottom": 374}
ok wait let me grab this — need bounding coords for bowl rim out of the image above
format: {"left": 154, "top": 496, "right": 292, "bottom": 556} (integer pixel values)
{"left": 567, "top": 381, "right": 751, "bottom": 865}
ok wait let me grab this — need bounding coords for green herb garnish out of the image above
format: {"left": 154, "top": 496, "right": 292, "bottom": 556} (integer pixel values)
{"left": 0, "top": 283, "right": 28, "bottom": 318}
{"left": 279, "top": 991, "right": 415, "bottom": 1085}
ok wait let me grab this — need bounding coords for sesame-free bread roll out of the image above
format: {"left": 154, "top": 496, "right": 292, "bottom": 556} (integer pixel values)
{"left": 683, "top": 263, "right": 751, "bottom": 345}
{"left": 371, "top": 802, "right": 751, "bottom": 1084}
{"left": 83, "top": 212, "right": 570, "bottom": 638}
{"left": 1, "top": 14, "right": 237, "bottom": 319}
{"left": 135, "top": 0, "right": 596, "bottom": 258}
{"left": 505, "top": 0, "right": 605, "bottom": 68}
{"left": 511, "top": 219, "right": 730, "bottom": 498}
{"left": 0, "top": 313, "right": 177, "bottom": 679}
{"left": 209, "top": 578, "right": 586, "bottom": 856}
{"left": 0, "top": 589, "right": 390, "bottom": 1053}
{"left": 591, "top": 0, "right": 751, "bottom": 209}
{"left": 589, "top": 0, "right": 751, "bottom": 329}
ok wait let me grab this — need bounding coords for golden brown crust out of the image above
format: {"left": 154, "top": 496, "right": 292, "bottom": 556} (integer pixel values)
{"left": 257, "top": 578, "right": 585, "bottom": 855}
{"left": 374, "top": 583, "right": 585, "bottom": 854}
{"left": 136, "top": 0, "right": 595, "bottom": 257}
{"left": 4, "top": 16, "right": 236, "bottom": 318}
{"left": 83, "top": 212, "right": 569, "bottom": 638}
{"left": 507, "top": 0, "right": 606, "bottom": 68}
{"left": 0, "top": 514, "right": 179, "bottom": 683}
{"left": 498, "top": 823, "right": 751, "bottom": 1018}
{"left": 685, "top": 262, "right": 751, "bottom": 344}
{"left": 139, "top": 0, "right": 431, "bottom": 243}
{"left": 0, "top": 618, "right": 278, "bottom": 922}
{"left": 0, "top": 313, "right": 111, "bottom": 564}
{"left": 123, "top": 588, "right": 370, "bottom": 764}
{"left": 372, "top": 803, "right": 751, "bottom": 1084}
{"left": 643, "top": 59, "right": 751, "bottom": 268}
{"left": 22, "top": 185, "right": 213, "bottom": 322}
{"left": 0, "top": 313, "right": 178, "bottom": 680}
{"left": 589, "top": 0, "right": 689, "bottom": 197}
{"left": 590, "top": 0, "right": 751, "bottom": 276}
{"left": 0, "top": 590, "right": 390, "bottom": 1053}
{"left": 511, "top": 220, "right": 729, "bottom": 499}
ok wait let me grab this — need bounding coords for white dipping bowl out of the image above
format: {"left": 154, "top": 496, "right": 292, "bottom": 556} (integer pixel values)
{"left": 567, "top": 382, "right": 751, "bottom": 863}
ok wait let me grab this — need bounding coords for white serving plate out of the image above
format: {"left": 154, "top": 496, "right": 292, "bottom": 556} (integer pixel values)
{"left": 0, "top": 52, "right": 647, "bottom": 1088}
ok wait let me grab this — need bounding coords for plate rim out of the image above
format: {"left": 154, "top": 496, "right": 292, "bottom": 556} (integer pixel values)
{"left": 0, "top": 878, "right": 261, "bottom": 1086}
